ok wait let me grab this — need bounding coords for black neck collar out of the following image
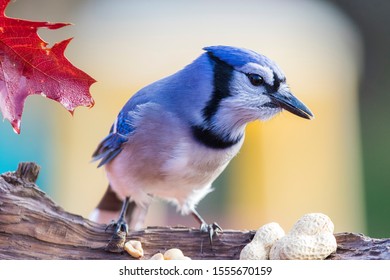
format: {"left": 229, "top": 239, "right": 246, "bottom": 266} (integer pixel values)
{"left": 191, "top": 125, "right": 243, "bottom": 149}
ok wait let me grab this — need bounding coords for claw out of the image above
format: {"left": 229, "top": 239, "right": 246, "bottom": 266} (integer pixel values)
{"left": 199, "top": 222, "right": 223, "bottom": 246}
{"left": 192, "top": 209, "right": 223, "bottom": 246}
{"left": 106, "top": 217, "right": 129, "bottom": 234}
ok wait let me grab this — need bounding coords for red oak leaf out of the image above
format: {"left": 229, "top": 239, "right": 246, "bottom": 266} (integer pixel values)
{"left": 0, "top": 0, "right": 95, "bottom": 134}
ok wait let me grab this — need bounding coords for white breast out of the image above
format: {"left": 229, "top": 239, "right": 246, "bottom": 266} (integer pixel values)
{"left": 106, "top": 133, "right": 243, "bottom": 215}
{"left": 104, "top": 102, "right": 244, "bottom": 215}
{"left": 156, "top": 138, "right": 244, "bottom": 214}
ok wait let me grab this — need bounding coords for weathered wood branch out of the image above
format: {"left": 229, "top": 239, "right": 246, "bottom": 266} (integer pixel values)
{"left": 0, "top": 162, "right": 389, "bottom": 260}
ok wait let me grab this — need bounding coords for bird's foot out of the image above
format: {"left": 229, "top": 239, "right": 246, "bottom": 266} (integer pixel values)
{"left": 105, "top": 217, "right": 129, "bottom": 234}
{"left": 105, "top": 217, "right": 129, "bottom": 253}
{"left": 200, "top": 222, "right": 223, "bottom": 245}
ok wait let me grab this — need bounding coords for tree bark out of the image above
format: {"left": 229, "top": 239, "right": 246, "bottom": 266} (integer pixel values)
{"left": 0, "top": 162, "right": 389, "bottom": 260}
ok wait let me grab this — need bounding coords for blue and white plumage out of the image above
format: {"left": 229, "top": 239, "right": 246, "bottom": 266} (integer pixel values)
{"left": 90, "top": 46, "right": 313, "bottom": 244}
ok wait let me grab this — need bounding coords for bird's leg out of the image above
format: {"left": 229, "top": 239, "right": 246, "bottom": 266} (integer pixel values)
{"left": 105, "top": 197, "right": 131, "bottom": 252}
{"left": 192, "top": 209, "right": 222, "bottom": 245}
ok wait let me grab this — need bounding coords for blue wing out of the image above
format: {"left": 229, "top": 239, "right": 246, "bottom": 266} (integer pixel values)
{"left": 92, "top": 110, "right": 134, "bottom": 167}
{"left": 92, "top": 73, "right": 165, "bottom": 168}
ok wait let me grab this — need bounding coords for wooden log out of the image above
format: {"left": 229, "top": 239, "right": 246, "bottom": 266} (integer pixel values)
{"left": 0, "top": 162, "right": 389, "bottom": 260}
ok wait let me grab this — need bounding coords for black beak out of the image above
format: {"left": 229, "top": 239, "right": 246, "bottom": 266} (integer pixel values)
{"left": 270, "top": 91, "right": 314, "bottom": 120}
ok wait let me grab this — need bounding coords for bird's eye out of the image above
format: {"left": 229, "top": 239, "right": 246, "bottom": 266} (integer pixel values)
{"left": 247, "top": 73, "right": 264, "bottom": 86}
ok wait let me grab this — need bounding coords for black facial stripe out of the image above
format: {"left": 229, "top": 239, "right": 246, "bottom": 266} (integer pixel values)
{"left": 263, "top": 102, "right": 279, "bottom": 108}
{"left": 202, "top": 53, "right": 234, "bottom": 122}
{"left": 192, "top": 53, "right": 240, "bottom": 149}
{"left": 273, "top": 73, "right": 281, "bottom": 90}
{"left": 264, "top": 72, "right": 285, "bottom": 93}
{"left": 191, "top": 125, "right": 243, "bottom": 149}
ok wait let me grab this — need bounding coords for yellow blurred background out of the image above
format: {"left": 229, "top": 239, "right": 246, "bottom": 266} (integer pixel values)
{"left": 1, "top": 0, "right": 369, "bottom": 234}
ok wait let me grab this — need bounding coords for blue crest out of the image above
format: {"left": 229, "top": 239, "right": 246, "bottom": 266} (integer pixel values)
{"left": 203, "top": 45, "right": 270, "bottom": 68}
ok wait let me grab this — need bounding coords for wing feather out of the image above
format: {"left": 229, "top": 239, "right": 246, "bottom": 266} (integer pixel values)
{"left": 92, "top": 111, "right": 134, "bottom": 167}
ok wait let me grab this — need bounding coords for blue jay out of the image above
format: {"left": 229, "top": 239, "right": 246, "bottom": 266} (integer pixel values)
{"left": 90, "top": 46, "right": 313, "bottom": 251}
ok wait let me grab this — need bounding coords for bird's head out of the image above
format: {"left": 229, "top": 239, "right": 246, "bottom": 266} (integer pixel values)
{"left": 188, "top": 46, "right": 313, "bottom": 148}
{"left": 203, "top": 46, "right": 313, "bottom": 124}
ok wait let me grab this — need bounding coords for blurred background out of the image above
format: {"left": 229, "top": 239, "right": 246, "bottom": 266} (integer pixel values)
{"left": 1, "top": 0, "right": 389, "bottom": 237}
